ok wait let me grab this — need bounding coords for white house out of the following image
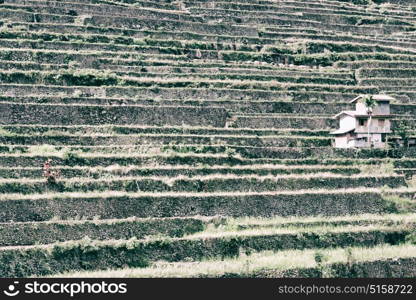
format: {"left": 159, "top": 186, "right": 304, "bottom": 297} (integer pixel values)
{"left": 330, "top": 94, "right": 393, "bottom": 148}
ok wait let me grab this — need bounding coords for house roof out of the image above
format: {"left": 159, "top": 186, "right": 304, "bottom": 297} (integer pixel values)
{"left": 330, "top": 127, "right": 355, "bottom": 135}
{"left": 350, "top": 94, "right": 395, "bottom": 104}
{"left": 333, "top": 111, "right": 392, "bottom": 119}
{"left": 354, "top": 114, "right": 392, "bottom": 118}
{"left": 333, "top": 110, "right": 357, "bottom": 119}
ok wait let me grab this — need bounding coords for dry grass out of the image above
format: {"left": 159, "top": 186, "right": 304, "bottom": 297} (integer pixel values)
{"left": 359, "top": 162, "right": 396, "bottom": 175}
{"left": 227, "top": 213, "right": 416, "bottom": 228}
{"left": 0, "top": 172, "right": 403, "bottom": 185}
{"left": 408, "top": 176, "right": 416, "bottom": 188}
{"left": 0, "top": 186, "right": 399, "bottom": 201}
{"left": 184, "top": 223, "right": 413, "bottom": 240}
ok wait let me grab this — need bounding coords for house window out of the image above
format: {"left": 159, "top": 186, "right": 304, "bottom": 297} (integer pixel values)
{"left": 381, "top": 134, "right": 386, "bottom": 142}
{"left": 379, "top": 119, "right": 385, "bottom": 127}
{"left": 359, "top": 119, "right": 365, "bottom": 126}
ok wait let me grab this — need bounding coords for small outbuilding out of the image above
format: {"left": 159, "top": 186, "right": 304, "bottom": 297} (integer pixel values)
{"left": 330, "top": 94, "right": 393, "bottom": 148}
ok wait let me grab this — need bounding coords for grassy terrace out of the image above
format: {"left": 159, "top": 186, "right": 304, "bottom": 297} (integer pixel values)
{"left": 0, "top": 70, "right": 372, "bottom": 91}
{"left": 0, "top": 70, "right": 357, "bottom": 86}
{"left": 1, "top": 26, "right": 412, "bottom": 51}
{"left": 6, "top": 22, "right": 416, "bottom": 53}
{"left": 0, "top": 216, "right": 214, "bottom": 246}
{"left": 0, "top": 40, "right": 414, "bottom": 65}
{"left": 53, "top": 244, "right": 416, "bottom": 278}
{"left": 0, "top": 88, "right": 366, "bottom": 102}
{"left": 0, "top": 187, "right": 414, "bottom": 222}
{"left": 1, "top": 1, "right": 411, "bottom": 27}
{"left": 2, "top": 138, "right": 332, "bottom": 151}
{"left": 0, "top": 125, "right": 333, "bottom": 135}
{"left": 0, "top": 217, "right": 414, "bottom": 276}
{"left": 1, "top": 152, "right": 416, "bottom": 167}
{"left": 0, "top": 0, "right": 416, "bottom": 277}
{"left": 0, "top": 165, "right": 364, "bottom": 179}
{"left": 0, "top": 88, "right": 379, "bottom": 106}
{"left": 0, "top": 174, "right": 406, "bottom": 195}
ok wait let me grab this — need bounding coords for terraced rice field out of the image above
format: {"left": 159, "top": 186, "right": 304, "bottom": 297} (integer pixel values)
{"left": 0, "top": 0, "right": 416, "bottom": 277}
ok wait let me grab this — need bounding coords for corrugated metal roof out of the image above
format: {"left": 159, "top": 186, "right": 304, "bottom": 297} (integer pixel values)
{"left": 350, "top": 94, "right": 395, "bottom": 103}
{"left": 333, "top": 110, "right": 357, "bottom": 119}
{"left": 330, "top": 127, "right": 355, "bottom": 135}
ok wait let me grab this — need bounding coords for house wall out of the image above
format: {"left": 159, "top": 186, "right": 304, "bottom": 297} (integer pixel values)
{"left": 334, "top": 132, "right": 389, "bottom": 148}
{"left": 355, "top": 101, "right": 390, "bottom": 115}
{"left": 374, "top": 102, "right": 390, "bottom": 115}
{"left": 355, "top": 102, "right": 367, "bottom": 114}
{"left": 340, "top": 115, "right": 355, "bottom": 130}
{"left": 354, "top": 135, "right": 369, "bottom": 148}
{"left": 378, "top": 119, "right": 391, "bottom": 132}
{"left": 355, "top": 118, "right": 391, "bottom": 134}
{"left": 371, "top": 133, "right": 382, "bottom": 144}
{"left": 355, "top": 133, "right": 387, "bottom": 148}
{"left": 335, "top": 135, "right": 354, "bottom": 148}
{"left": 347, "top": 138, "right": 356, "bottom": 148}
{"left": 334, "top": 136, "right": 350, "bottom": 148}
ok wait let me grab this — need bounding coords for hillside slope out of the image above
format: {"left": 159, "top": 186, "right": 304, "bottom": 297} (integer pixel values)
{"left": 0, "top": 0, "right": 416, "bottom": 277}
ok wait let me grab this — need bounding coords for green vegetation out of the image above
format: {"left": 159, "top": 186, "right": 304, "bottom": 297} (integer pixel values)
{"left": 0, "top": 0, "right": 416, "bottom": 278}
{"left": 394, "top": 121, "right": 412, "bottom": 148}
